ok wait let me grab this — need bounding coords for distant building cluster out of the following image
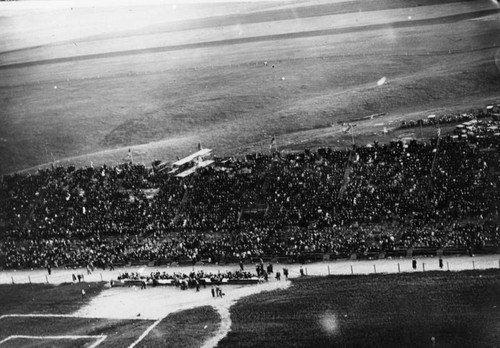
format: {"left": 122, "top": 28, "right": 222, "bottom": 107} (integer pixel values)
{"left": 399, "top": 104, "right": 500, "bottom": 129}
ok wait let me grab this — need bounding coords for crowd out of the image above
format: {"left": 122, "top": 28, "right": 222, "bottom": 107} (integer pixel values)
{"left": 1, "top": 117, "right": 499, "bottom": 270}
{"left": 116, "top": 269, "right": 259, "bottom": 290}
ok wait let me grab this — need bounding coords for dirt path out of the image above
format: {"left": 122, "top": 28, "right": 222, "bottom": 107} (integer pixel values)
{"left": 201, "top": 302, "right": 232, "bottom": 348}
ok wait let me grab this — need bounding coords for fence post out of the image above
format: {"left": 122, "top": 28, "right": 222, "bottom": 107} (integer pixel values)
{"left": 305, "top": 267, "right": 308, "bottom": 276}
{"left": 447, "top": 262, "right": 449, "bottom": 271}
{"left": 29, "top": 276, "right": 31, "bottom": 284}
{"left": 46, "top": 275, "right": 49, "bottom": 284}
{"left": 350, "top": 265, "right": 354, "bottom": 275}
{"left": 373, "top": 264, "right": 377, "bottom": 274}
{"left": 398, "top": 263, "right": 401, "bottom": 273}
{"left": 328, "top": 265, "right": 330, "bottom": 275}
{"left": 100, "top": 273, "right": 103, "bottom": 281}
{"left": 11, "top": 276, "right": 14, "bottom": 284}
{"left": 422, "top": 263, "right": 425, "bottom": 272}
{"left": 472, "top": 261, "right": 475, "bottom": 270}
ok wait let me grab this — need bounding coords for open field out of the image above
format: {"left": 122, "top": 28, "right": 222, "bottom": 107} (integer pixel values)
{"left": 0, "top": 312, "right": 219, "bottom": 348}
{"left": 138, "top": 306, "right": 220, "bottom": 348}
{"left": 0, "top": 282, "right": 158, "bottom": 347}
{"left": 220, "top": 269, "right": 500, "bottom": 348}
{"left": 0, "top": 282, "right": 220, "bottom": 348}
{"left": 0, "top": 315, "right": 153, "bottom": 348}
{"left": 1, "top": 0, "right": 499, "bottom": 174}
{"left": 0, "top": 282, "right": 107, "bottom": 315}
{"left": 1, "top": 264, "right": 499, "bottom": 347}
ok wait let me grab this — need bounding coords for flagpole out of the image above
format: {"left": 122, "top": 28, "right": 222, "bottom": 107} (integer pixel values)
{"left": 430, "top": 127, "right": 441, "bottom": 177}
{"left": 269, "top": 135, "right": 276, "bottom": 153}
{"left": 350, "top": 124, "right": 356, "bottom": 146}
{"left": 44, "top": 143, "right": 49, "bottom": 164}
{"left": 128, "top": 148, "right": 133, "bottom": 164}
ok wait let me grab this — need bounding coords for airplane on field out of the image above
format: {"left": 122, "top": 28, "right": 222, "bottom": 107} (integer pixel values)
{"left": 172, "top": 147, "right": 214, "bottom": 178}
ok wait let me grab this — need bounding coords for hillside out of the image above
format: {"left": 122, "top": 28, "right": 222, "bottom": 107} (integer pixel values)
{"left": 1, "top": 0, "right": 499, "bottom": 174}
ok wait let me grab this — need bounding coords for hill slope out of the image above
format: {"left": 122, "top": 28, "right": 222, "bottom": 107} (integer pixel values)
{"left": 1, "top": 0, "right": 499, "bottom": 174}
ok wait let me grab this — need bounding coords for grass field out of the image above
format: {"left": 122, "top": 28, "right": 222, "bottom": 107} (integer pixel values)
{"left": 1, "top": 270, "right": 499, "bottom": 347}
{"left": 220, "top": 270, "right": 500, "bottom": 348}
{"left": 0, "top": 282, "right": 220, "bottom": 347}
{"left": 1, "top": 0, "right": 499, "bottom": 174}
{"left": 0, "top": 282, "right": 108, "bottom": 315}
{"left": 138, "top": 306, "right": 220, "bottom": 348}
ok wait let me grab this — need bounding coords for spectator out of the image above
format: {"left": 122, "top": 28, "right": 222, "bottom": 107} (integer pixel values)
{"left": 0, "top": 122, "right": 498, "bottom": 269}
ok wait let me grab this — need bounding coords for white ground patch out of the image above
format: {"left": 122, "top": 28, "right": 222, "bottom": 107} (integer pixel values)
{"left": 74, "top": 277, "right": 290, "bottom": 320}
{"left": 319, "top": 310, "right": 340, "bottom": 337}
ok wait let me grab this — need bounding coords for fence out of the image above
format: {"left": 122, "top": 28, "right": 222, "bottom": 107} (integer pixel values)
{"left": 5, "top": 256, "right": 500, "bottom": 285}
{"left": 7, "top": 270, "right": 113, "bottom": 285}
{"left": 290, "top": 257, "right": 500, "bottom": 278}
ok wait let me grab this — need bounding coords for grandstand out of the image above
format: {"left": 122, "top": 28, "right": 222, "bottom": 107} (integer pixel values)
{"left": 1, "top": 112, "right": 499, "bottom": 271}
